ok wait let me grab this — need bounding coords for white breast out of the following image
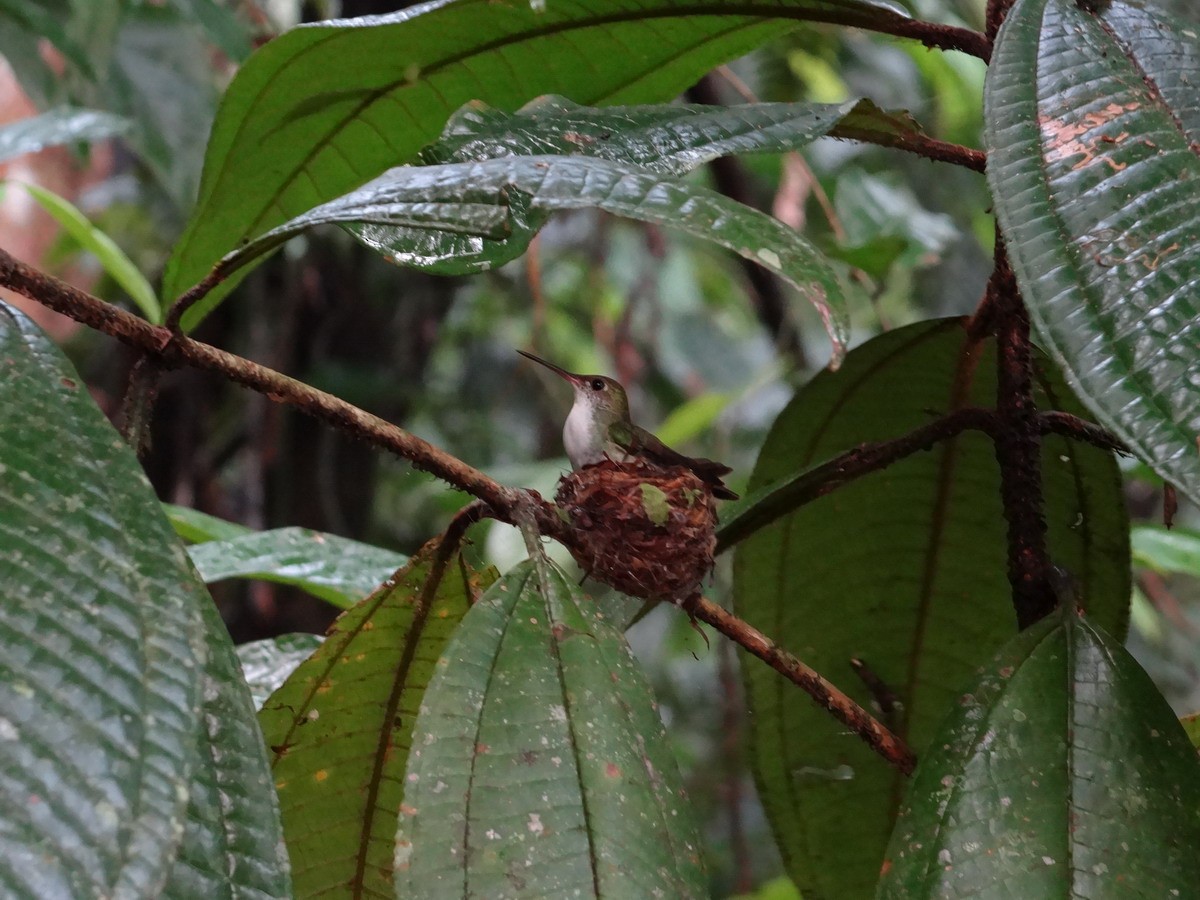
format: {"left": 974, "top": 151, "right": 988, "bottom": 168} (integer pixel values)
{"left": 563, "top": 401, "right": 604, "bottom": 469}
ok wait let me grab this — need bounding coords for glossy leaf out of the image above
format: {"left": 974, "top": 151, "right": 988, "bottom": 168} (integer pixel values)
{"left": 986, "top": 0, "right": 1200, "bottom": 502}
{"left": 188, "top": 526, "right": 408, "bottom": 609}
{"left": 164, "top": 595, "right": 292, "bottom": 899}
{"left": 258, "top": 539, "right": 493, "bottom": 899}
{"left": 218, "top": 155, "right": 850, "bottom": 361}
{"left": 732, "top": 319, "right": 1129, "bottom": 899}
{"left": 236, "top": 634, "right": 324, "bottom": 710}
{"left": 0, "top": 108, "right": 129, "bottom": 162}
{"left": 1182, "top": 712, "right": 1200, "bottom": 748}
{"left": 0, "top": 302, "right": 208, "bottom": 896}
{"left": 11, "top": 181, "right": 161, "bottom": 322}
{"left": 163, "top": 0, "right": 912, "bottom": 323}
{"left": 879, "top": 607, "right": 1200, "bottom": 897}
{"left": 397, "top": 558, "right": 706, "bottom": 898}
{"left": 164, "top": 502, "right": 252, "bottom": 544}
{"left": 424, "top": 95, "right": 921, "bottom": 173}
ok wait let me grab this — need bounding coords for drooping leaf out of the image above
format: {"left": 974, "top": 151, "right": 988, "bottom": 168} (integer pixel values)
{"left": 397, "top": 558, "right": 706, "bottom": 898}
{"left": 879, "top": 606, "right": 1200, "bottom": 897}
{"left": 0, "top": 108, "right": 129, "bottom": 162}
{"left": 236, "top": 634, "right": 324, "bottom": 710}
{"left": 163, "top": 595, "right": 292, "bottom": 899}
{"left": 163, "top": 0, "right": 914, "bottom": 322}
{"left": 258, "top": 538, "right": 494, "bottom": 899}
{"left": 11, "top": 181, "right": 161, "bottom": 322}
{"left": 216, "top": 155, "right": 850, "bottom": 361}
{"left": 424, "top": 95, "right": 921, "bottom": 174}
{"left": 986, "top": 0, "right": 1200, "bottom": 503}
{"left": 164, "top": 502, "right": 252, "bottom": 543}
{"left": 0, "top": 302, "right": 209, "bottom": 896}
{"left": 187, "top": 527, "right": 408, "bottom": 609}
{"left": 732, "top": 319, "right": 1129, "bottom": 899}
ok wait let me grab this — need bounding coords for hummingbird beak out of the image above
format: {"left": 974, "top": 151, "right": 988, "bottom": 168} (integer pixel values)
{"left": 517, "top": 350, "right": 585, "bottom": 387}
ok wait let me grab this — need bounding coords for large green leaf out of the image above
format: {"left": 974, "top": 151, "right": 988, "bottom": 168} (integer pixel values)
{"left": 258, "top": 538, "right": 493, "bottom": 899}
{"left": 879, "top": 606, "right": 1200, "bottom": 897}
{"left": 397, "top": 558, "right": 706, "bottom": 898}
{"left": 0, "top": 302, "right": 210, "bottom": 896}
{"left": 164, "top": 595, "right": 292, "bottom": 899}
{"left": 217, "top": 154, "right": 850, "bottom": 359}
{"left": 732, "top": 319, "right": 1129, "bottom": 900}
{"left": 188, "top": 527, "right": 408, "bottom": 609}
{"left": 423, "top": 95, "right": 921, "bottom": 172}
{"left": 985, "top": 0, "right": 1200, "bottom": 503}
{"left": 163, "top": 0, "right": 912, "bottom": 322}
{"left": 1132, "top": 524, "right": 1200, "bottom": 577}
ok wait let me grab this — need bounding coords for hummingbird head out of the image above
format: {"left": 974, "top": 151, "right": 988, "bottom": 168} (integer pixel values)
{"left": 518, "top": 350, "right": 630, "bottom": 422}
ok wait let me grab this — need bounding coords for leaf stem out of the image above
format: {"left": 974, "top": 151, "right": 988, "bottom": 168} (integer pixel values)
{"left": 691, "top": 598, "right": 917, "bottom": 775}
{"left": 828, "top": 124, "right": 986, "bottom": 173}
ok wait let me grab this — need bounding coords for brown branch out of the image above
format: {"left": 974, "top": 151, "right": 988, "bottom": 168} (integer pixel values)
{"left": 1037, "top": 411, "right": 1128, "bottom": 455}
{"left": 1, "top": 245, "right": 916, "bottom": 774}
{"left": 874, "top": 18, "right": 990, "bottom": 61}
{"left": 986, "top": 0, "right": 1017, "bottom": 46}
{"left": 716, "top": 406, "right": 1000, "bottom": 553}
{"left": 691, "top": 598, "right": 917, "bottom": 775}
{"left": 0, "top": 247, "right": 532, "bottom": 522}
{"left": 989, "top": 243, "right": 1055, "bottom": 629}
{"left": 829, "top": 124, "right": 986, "bottom": 173}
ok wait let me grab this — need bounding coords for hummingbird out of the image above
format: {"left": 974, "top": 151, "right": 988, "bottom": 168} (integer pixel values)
{"left": 518, "top": 350, "right": 738, "bottom": 500}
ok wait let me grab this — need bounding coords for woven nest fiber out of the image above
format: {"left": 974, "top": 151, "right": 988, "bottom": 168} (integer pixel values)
{"left": 554, "top": 459, "right": 718, "bottom": 606}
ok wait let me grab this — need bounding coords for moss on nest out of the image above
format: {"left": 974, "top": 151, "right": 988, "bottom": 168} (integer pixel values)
{"left": 555, "top": 459, "right": 718, "bottom": 606}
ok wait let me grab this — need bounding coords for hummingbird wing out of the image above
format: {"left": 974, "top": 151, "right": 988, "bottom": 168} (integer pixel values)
{"left": 627, "top": 424, "right": 738, "bottom": 500}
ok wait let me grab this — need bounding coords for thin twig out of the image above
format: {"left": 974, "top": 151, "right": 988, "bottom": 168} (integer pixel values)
{"left": 1037, "top": 411, "right": 1128, "bottom": 455}
{"left": 829, "top": 124, "right": 987, "bottom": 173}
{"left": 691, "top": 598, "right": 917, "bottom": 775}
{"left": 850, "top": 656, "right": 902, "bottom": 733}
{"left": 716, "top": 407, "right": 1000, "bottom": 553}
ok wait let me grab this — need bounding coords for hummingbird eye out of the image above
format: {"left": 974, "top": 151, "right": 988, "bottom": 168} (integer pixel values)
{"left": 590, "top": 379, "right": 605, "bottom": 391}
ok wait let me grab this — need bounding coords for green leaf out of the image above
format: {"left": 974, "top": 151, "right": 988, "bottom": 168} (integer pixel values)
{"left": 397, "top": 558, "right": 706, "bottom": 897}
{"left": 187, "top": 526, "right": 409, "bottom": 609}
{"left": 0, "top": 108, "right": 129, "bottom": 162}
{"left": 639, "top": 482, "right": 672, "bottom": 526}
{"left": 164, "top": 502, "right": 252, "bottom": 543}
{"left": 11, "top": 181, "right": 161, "bottom": 322}
{"left": 0, "top": 0, "right": 94, "bottom": 80}
{"left": 0, "top": 301, "right": 209, "bottom": 896}
{"left": 218, "top": 155, "right": 851, "bottom": 361}
{"left": 164, "top": 595, "right": 292, "bottom": 899}
{"left": 879, "top": 606, "right": 1200, "bottom": 897}
{"left": 163, "top": 0, "right": 912, "bottom": 321}
{"left": 732, "top": 319, "right": 1129, "bottom": 900}
{"left": 425, "top": 95, "right": 918, "bottom": 174}
{"left": 236, "top": 633, "right": 324, "bottom": 710}
{"left": 258, "top": 538, "right": 494, "bottom": 899}
{"left": 1131, "top": 524, "right": 1200, "bottom": 576}
{"left": 985, "top": 0, "right": 1200, "bottom": 504}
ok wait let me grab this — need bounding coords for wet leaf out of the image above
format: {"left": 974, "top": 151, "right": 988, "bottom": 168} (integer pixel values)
{"left": 188, "top": 526, "right": 408, "bottom": 609}
{"left": 0, "top": 302, "right": 207, "bottom": 895}
{"left": 236, "top": 633, "right": 324, "bottom": 710}
{"left": 217, "top": 155, "right": 850, "bottom": 362}
{"left": 986, "top": 0, "right": 1200, "bottom": 503}
{"left": 397, "top": 558, "right": 706, "bottom": 898}
{"left": 0, "top": 108, "right": 129, "bottom": 162}
{"left": 163, "top": 0, "right": 912, "bottom": 324}
{"left": 879, "top": 606, "right": 1200, "bottom": 897}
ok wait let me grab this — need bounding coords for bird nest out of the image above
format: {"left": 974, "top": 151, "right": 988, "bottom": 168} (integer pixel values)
{"left": 554, "top": 459, "right": 718, "bottom": 607}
